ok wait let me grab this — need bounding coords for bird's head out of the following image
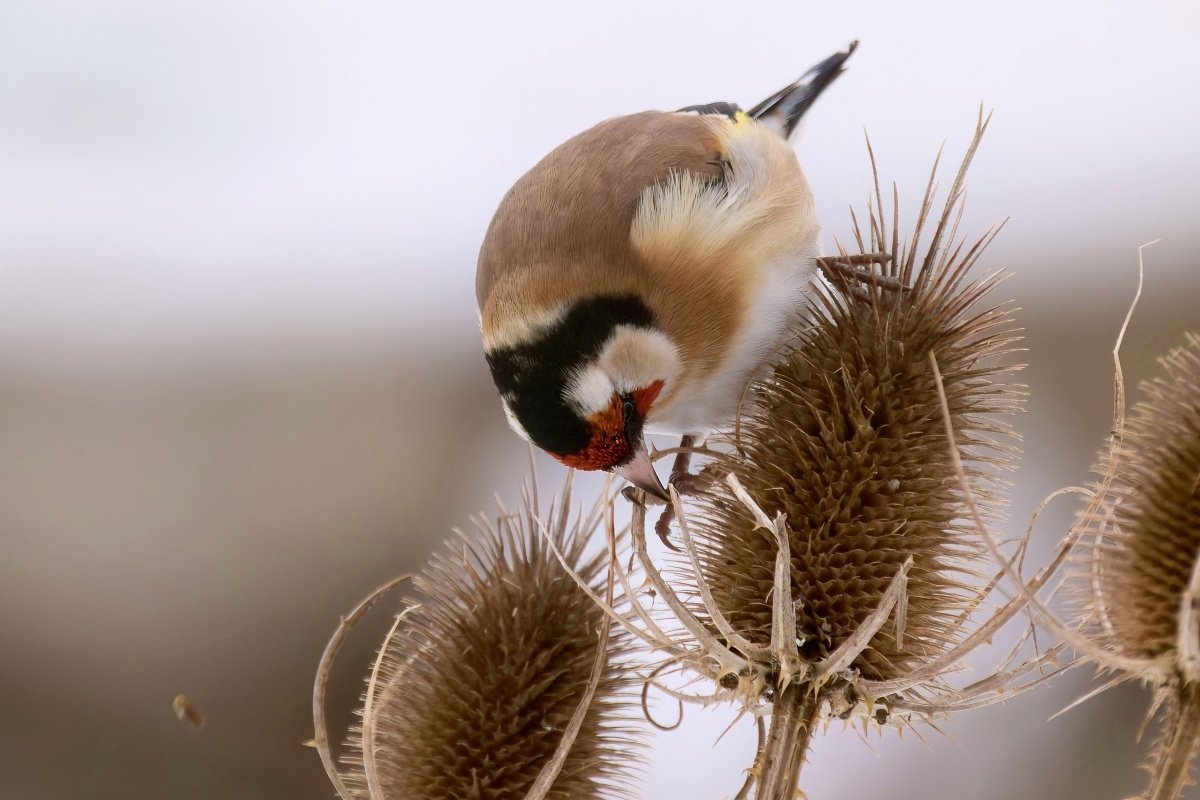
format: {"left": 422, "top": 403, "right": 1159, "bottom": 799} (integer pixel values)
{"left": 483, "top": 295, "right": 678, "bottom": 500}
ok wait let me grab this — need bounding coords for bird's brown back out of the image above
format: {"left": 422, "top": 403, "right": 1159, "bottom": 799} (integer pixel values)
{"left": 476, "top": 111, "right": 724, "bottom": 337}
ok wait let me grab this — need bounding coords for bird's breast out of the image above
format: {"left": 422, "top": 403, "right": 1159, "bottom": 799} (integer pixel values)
{"left": 646, "top": 251, "right": 819, "bottom": 436}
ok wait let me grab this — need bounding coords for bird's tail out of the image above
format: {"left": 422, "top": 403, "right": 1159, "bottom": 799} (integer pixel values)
{"left": 749, "top": 41, "right": 858, "bottom": 139}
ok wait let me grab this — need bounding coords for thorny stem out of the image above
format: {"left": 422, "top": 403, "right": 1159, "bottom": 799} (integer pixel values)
{"left": 672, "top": 486, "right": 770, "bottom": 660}
{"left": 1144, "top": 683, "right": 1200, "bottom": 800}
{"left": 1177, "top": 543, "right": 1200, "bottom": 683}
{"left": 628, "top": 494, "right": 751, "bottom": 680}
{"left": 755, "top": 685, "right": 823, "bottom": 800}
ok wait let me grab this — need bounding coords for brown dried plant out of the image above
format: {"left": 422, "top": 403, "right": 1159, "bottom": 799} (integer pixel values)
{"left": 606, "top": 113, "right": 1080, "bottom": 800}
{"left": 309, "top": 114, "right": 1157, "bottom": 800}
{"left": 313, "top": 471, "right": 639, "bottom": 800}
{"left": 1071, "top": 330, "right": 1200, "bottom": 800}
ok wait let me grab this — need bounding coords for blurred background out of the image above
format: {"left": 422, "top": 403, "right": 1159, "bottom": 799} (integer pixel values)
{"left": 1, "top": 1, "right": 1197, "bottom": 798}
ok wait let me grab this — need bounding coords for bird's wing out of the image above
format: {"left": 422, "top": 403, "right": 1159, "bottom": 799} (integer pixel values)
{"left": 675, "top": 101, "right": 744, "bottom": 122}
{"left": 476, "top": 111, "right": 728, "bottom": 335}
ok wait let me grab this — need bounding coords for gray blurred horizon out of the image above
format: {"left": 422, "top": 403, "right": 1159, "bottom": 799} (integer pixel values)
{"left": 2, "top": 2, "right": 1198, "bottom": 799}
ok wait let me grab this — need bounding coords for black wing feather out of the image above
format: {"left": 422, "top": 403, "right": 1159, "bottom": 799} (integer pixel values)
{"left": 675, "top": 101, "right": 743, "bottom": 121}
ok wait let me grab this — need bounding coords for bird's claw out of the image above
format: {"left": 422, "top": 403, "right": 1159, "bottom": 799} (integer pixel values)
{"left": 653, "top": 469, "right": 714, "bottom": 552}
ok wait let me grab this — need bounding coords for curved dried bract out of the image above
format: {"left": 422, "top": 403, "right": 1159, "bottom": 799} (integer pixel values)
{"left": 312, "top": 574, "right": 411, "bottom": 799}
{"left": 1075, "top": 334, "right": 1200, "bottom": 800}
{"left": 339, "top": 479, "right": 639, "bottom": 800}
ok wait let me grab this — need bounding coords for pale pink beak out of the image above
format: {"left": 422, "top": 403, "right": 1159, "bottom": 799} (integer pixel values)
{"left": 613, "top": 445, "right": 669, "bottom": 501}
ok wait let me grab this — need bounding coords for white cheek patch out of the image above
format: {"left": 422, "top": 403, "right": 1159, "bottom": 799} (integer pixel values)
{"left": 564, "top": 364, "right": 615, "bottom": 418}
{"left": 563, "top": 326, "right": 682, "bottom": 418}
{"left": 598, "top": 326, "right": 681, "bottom": 395}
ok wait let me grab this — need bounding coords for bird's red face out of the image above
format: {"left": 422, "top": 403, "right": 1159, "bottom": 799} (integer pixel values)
{"left": 557, "top": 380, "right": 664, "bottom": 471}
{"left": 483, "top": 295, "right": 677, "bottom": 500}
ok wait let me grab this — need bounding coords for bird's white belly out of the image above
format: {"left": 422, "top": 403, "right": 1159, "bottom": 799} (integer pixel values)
{"left": 647, "top": 254, "right": 817, "bottom": 437}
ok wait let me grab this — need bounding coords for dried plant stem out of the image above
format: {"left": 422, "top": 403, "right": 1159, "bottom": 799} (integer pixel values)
{"left": 673, "top": 485, "right": 769, "bottom": 661}
{"left": 312, "top": 575, "right": 410, "bottom": 800}
{"left": 363, "top": 608, "right": 410, "bottom": 799}
{"left": 1178, "top": 545, "right": 1200, "bottom": 683}
{"left": 628, "top": 496, "right": 751, "bottom": 679}
{"left": 755, "top": 686, "right": 822, "bottom": 800}
{"left": 525, "top": 551, "right": 615, "bottom": 800}
{"left": 733, "top": 718, "right": 768, "bottom": 800}
{"left": 1144, "top": 684, "right": 1200, "bottom": 800}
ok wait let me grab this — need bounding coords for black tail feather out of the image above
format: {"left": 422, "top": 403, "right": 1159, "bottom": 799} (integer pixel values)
{"left": 749, "top": 40, "right": 858, "bottom": 139}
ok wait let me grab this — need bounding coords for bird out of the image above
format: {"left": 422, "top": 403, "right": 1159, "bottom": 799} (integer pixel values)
{"left": 477, "top": 42, "right": 869, "bottom": 505}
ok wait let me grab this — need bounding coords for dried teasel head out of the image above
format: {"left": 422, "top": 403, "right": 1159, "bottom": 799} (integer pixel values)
{"left": 1083, "top": 334, "right": 1200, "bottom": 669}
{"left": 689, "top": 115, "right": 1022, "bottom": 689}
{"left": 318, "top": 476, "right": 639, "bottom": 800}
{"left": 614, "top": 113, "right": 1036, "bottom": 800}
{"left": 630, "top": 114, "right": 1035, "bottom": 798}
{"left": 608, "top": 115, "right": 1093, "bottom": 800}
{"left": 1076, "top": 334, "right": 1200, "bottom": 800}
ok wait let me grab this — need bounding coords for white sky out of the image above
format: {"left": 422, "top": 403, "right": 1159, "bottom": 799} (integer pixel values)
{"left": 1, "top": 4, "right": 1198, "bottom": 798}
{"left": 1, "top": 0, "right": 1197, "bottom": 372}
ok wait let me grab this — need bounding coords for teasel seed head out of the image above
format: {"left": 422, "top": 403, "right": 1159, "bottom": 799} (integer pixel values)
{"left": 690, "top": 116, "right": 1023, "bottom": 689}
{"left": 1085, "top": 334, "right": 1200, "bottom": 668}
{"left": 335, "top": 479, "right": 638, "bottom": 800}
{"left": 1076, "top": 334, "right": 1200, "bottom": 800}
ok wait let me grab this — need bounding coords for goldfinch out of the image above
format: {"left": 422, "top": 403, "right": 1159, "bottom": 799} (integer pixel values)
{"left": 477, "top": 43, "right": 859, "bottom": 500}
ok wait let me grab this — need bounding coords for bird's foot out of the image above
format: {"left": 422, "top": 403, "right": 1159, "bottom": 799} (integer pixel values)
{"left": 653, "top": 469, "right": 713, "bottom": 552}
